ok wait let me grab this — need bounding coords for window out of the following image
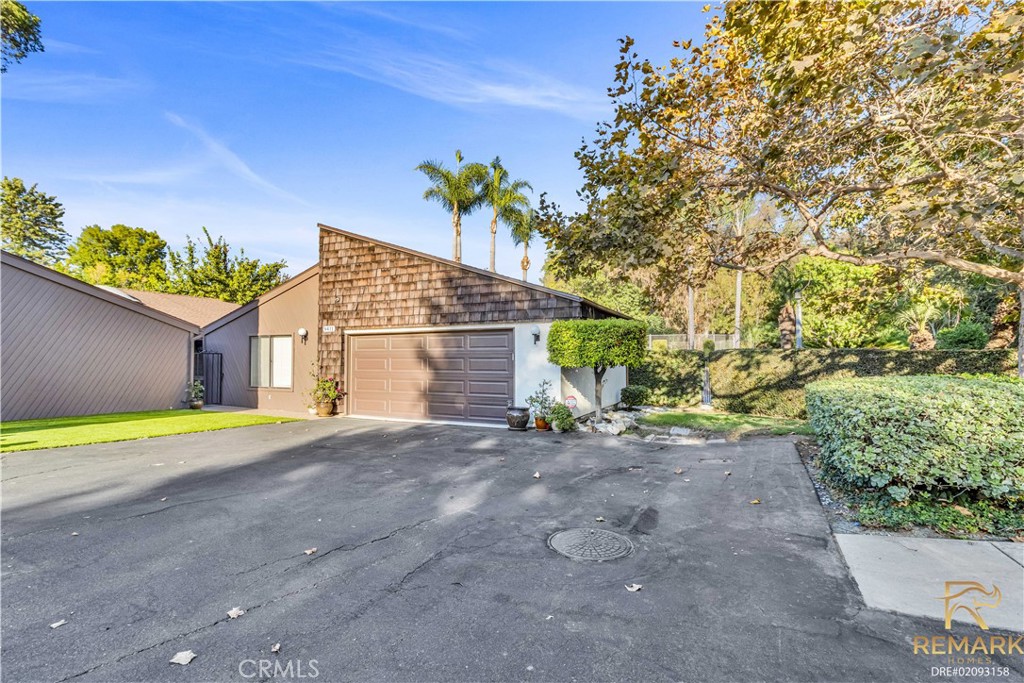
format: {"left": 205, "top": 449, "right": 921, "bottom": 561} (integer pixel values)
{"left": 250, "top": 336, "right": 292, "bottom": 388}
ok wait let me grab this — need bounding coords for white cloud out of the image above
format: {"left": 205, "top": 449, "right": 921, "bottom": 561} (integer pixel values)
{"left": 1, "top": 71, "right": 140, "bottom": 103}
{"left": 297, "top": 44, "right": 607, "bottom": 122}
{"left": 164, "top": 112, "right": 308, "bottom": 205}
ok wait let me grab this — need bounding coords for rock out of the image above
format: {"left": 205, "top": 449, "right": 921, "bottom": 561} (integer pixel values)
{"left": 669, "top": 427, "right": 692, "bottom": 436}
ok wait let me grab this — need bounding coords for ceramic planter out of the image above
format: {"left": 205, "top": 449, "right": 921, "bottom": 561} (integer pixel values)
{"left": 505, "top": 405, "right": 530, "bottom": 431}
{"left": 188, "top": 400, "right": 204, "bottom": 410}
{"left": 534, "top": 417, "right": 552, "bottom": 431}
{"left": 316, "top": 400, "right": 335, "bottom": 417}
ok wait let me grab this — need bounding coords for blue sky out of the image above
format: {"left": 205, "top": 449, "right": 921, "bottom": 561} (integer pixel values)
{"left": 3, "top": 2, "right": 708, "bottom": 280}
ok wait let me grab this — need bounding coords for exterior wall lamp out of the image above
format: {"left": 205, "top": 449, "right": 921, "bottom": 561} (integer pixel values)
{"left": 530, "top": 325, "right": 541, "bottom": 345}
{"left": 297, "top": 327, "right": 308, "bottom": 344}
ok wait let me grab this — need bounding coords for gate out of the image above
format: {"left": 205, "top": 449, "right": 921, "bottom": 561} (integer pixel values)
{"left": 195, "top": 352, "right": 223, "bottom": 405}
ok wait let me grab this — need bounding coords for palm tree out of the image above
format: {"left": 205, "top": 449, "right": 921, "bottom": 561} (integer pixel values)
{"left": 897, "top": 302, "right": 939, "bottom": 350}
{"left": 511, "top": 207, "right": 537, "bottom": 281}
{"left": 415, "top": 150, "right": 487, "bottom": 262}
{"left": 481, "top": 157, "right": 532, "bottom": 272}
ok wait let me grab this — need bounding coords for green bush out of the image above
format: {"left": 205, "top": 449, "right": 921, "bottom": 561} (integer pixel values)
{"left": 619, "top": 385, "right": 650, "bottom": 408}
{"left": 936, "top": 322, "right": 989, "bottom": 349}
{"left": 549, "top": 403, "right": 577, "bottom": 432}
{"left": 630, "top": 349, "right": 703, "bottom": 406}
{"left": 634, "top": 348, "right": 1017, "bottom": 416}
{"left": 547, "top": 319, "right": 648, "bottom": 368}
{"left": 806, "top": 376, "right": 1024, "bottom": 503}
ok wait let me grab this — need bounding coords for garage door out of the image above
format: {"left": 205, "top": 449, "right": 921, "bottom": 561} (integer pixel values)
{"left": 347, "top": 329, "right": 514, "bottom": 423}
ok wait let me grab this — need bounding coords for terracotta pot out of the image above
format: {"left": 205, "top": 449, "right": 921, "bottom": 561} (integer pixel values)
{"left": 535, "top": 417, "right": 552, "bottom": 431}
{"left": 188, "top": 400, "right": 203, "bottom": 410}
{"left": 505, "top": 405, "right": 530, "bottom": 431}
{"left": 316, "top": 400, "right": 335, "bottom": 417}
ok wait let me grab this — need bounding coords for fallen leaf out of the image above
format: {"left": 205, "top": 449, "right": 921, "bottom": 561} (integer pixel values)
{"left": 304, "top": 548, "right": 317, "bottom": 555}
{"left": 545, "top": 615, "right": 553, "bottom": 620}
{"left": 674, "top": 468, "right": 683, "bottom": 475}
{"left": 271, "top": 643, "right": 281, "bottom": 654}
{"left": 683, "top": 478, "right": 691, "bottom": 482}
{"left": 71, "top": 532, "right": 79, "bottom": 537}
{"left": 499, "top": 457, "right": 505, "bottom": 462}
{"left": 1012, "top": 536, "right": 1024, "bottom": 543}
{"left": 169, "top": 650, "right": 196, "bottom": 666}
{"left": 750, "top": 499, "right": 761, "bottom": 505}
{"left": 49, "top": 619, "right": 67, "bottom": 629}
{"left": 160, "top": 497, "right": 168, "bottom": 502}
{"left": 625, "top": 583, "right": 643, "bottom": 592}
{"left": 227, "top": 607, "right": 245, "bottom": 619}
{"left": 952, "top": 505, "right": 974, "bottom": 517}
{"left": 595, "top": 516, "right": 605, "bottom": 522}
{"left": 724, "top": 471, "right": 732, "bottom": 476}
{"left": 533, "top": 472, "right": 541, "bottom": 479}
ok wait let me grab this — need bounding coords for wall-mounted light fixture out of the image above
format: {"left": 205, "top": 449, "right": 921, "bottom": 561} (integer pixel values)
{"left": 530, "top": 325, "right": 542, "bottom": 345}
{"left": 297, "top": 327, "right": 308, "bottom": 344}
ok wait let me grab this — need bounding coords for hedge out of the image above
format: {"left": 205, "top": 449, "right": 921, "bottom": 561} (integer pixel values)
{"left": 805, "top": 376, "right": 1024, "bottom": 503}
{"left": 632, "top": 348, "right": 1017, "bottom": 418}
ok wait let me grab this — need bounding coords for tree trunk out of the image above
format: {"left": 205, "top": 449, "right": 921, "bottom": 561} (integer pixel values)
{"left": 593, "top": 365, "right": 607, "bottom": 422}
{"left": 908, "top": 326, "right": 936, "bottom": 350}
{"left": 451, "top": 206, "right": 460, "bottom": 262}
{"left": 454, "top": 212, "right": 462, "bottom": 262}
{"left": 520, "top": 242, "right": 530, "bottom": 282}
{"left": 686, "top": 285, "right": 696, "bottom": 350}
{"left": 733, "top": 270, "right": 743, "bottom": 348}
{"left": 1018, "top": 285, "right": 1023, "bottom": 379}
{"left": 489, "top": 209, "right": 498, "bottom": 272}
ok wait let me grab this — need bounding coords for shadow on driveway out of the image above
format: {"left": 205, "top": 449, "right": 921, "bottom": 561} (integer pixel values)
{"left": 2, "top": 419, "right": 1018, "bottom": 682}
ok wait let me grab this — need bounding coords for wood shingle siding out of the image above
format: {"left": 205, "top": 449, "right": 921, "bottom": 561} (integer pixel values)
{"left": 0, "top": 252, "right": 197, "bottom": 421}
{"left": 316, "top": 225, "right": 619, "bottom": 392}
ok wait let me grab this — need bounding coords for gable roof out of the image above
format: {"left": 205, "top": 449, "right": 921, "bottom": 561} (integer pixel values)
{"left": 317, "top": 224, "right": 627, "bottom": 319}
{"left": 0, "top": 251, "right": 200, "bottom": 333}
{"left": 201, "top": 264, "right": 321, "bottom": 333}
{"left": 106, "top": 288, "right": 240, "bottom": 327}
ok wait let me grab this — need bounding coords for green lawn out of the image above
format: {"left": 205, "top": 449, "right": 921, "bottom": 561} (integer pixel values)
{"left": 0, "top": 410, "right": 299, "bottom": 453}
{"left": 639, "top": 409, "right": 813, "bottom": 439}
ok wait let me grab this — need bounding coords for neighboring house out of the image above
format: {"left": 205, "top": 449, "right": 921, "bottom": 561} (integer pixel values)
{"left": 201, "top": 225, "right": 628, "bottom": 423}
{"left": 0, "top": 251, "right": 199, "bottom": 421}
{"left": 99, "top": 288, "right": 240, "bottom": 327}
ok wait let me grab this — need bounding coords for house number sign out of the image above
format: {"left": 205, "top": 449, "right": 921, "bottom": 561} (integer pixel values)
{"left": 322, "top": 325, "right": 336, "bottom": 333}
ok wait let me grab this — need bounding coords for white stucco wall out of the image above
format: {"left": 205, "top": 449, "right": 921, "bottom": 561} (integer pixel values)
{"left": 513, "top": 322, "right": 562, "bottom": 407}
{"left": 560, "top": 366, "right": 628, "bottom": 417}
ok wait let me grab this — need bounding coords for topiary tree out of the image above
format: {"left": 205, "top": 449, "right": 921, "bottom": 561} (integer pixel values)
{"left": 547, "top": 319, "right": 647, "bottom": 421}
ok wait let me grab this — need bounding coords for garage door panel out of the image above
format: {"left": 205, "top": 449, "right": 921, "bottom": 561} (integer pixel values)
{"left": 349, "top": 329, "right": 513, "bottom": 423}
{"left": 468, "top": 334, "right": 512, "bottom": 349}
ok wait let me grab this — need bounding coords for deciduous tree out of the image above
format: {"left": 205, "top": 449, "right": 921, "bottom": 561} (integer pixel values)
{"left": 64, "top": 224, "right": 170, "bottom": 290}
{"left": 168, "top": 228, "right": 288, "bottom": 304}
{"left": 1, "top": 0, "right": 43, "bottom": 73}
{"left": 543, "top": 1, "right": 1024, "bottom": 375}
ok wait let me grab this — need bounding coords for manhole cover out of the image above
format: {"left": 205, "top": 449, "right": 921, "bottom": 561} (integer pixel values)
{"left": 547, "top": 528, "right": 634, "bottom": 561}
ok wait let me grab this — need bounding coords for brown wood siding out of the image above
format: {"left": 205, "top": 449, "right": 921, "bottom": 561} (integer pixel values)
{"left": 1, "top": 263, "right": 191, "bottom": 421}
{"left": 348, "top": 330, "right": 513, "bottom": 422}
{"left": 317, "top": 227, "right": 606, "bottom": 395}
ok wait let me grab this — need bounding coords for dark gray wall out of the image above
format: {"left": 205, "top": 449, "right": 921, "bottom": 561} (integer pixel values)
{"left": 1, "top": 254, "right": 194, "bottom": 421}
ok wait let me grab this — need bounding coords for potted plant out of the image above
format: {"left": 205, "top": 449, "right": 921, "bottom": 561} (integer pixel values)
{"left": 525, "top": 380, "right": 556, "bottom": 431}
{"left": 187, "top": 380, "right": 204, "bottom": 410}
{"left": 549, "top": 403, "right": 577, "bottom": 433}
{"left": 311, "top": 375, "right": 339, "bottom": 417}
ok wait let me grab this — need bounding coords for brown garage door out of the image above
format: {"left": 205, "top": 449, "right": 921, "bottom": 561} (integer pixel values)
{"left": 347, "top": 329, "right": 514, "bottom": 423}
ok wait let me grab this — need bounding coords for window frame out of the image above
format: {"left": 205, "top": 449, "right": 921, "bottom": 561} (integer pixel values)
{"left": 248, "top": 334, "right": 293, "bottom": 389}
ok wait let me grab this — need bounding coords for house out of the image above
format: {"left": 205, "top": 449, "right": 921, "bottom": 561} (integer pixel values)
{"left": 201, "top": 225, "right": 629, "bottom": 424}
{"left": 0, "top": 251, "right": 199, "bottom": 421}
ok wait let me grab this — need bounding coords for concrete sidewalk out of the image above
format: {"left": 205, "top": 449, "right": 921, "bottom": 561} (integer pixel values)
{"left": 836, "top": 534, "right": 1024, "bottom": 632}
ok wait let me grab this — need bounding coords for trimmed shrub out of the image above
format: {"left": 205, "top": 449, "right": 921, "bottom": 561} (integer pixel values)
{"left": 806, "top": 376, "right": 1024, "bottom": 503}
{"left": 619, "top": 385, "right": 651, "bottom": 409}
{"left": 936, "top": 322, "right": 988, "bottom": 349}
{"left": 630, "top": 349, "right": 703, "bottom": 406}
{"left": 709, "top": 349, "right": 1017, "bottom": 418}
{"left": 634, "top": 348, "right": 1016, "bottom": 416}
{"left": 549, "top": 403, "right": 577, "bottom": 432}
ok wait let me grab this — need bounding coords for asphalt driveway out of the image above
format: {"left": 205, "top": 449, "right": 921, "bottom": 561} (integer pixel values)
{"left": 2, "top": 419, "right": 1018, "bottom": 682}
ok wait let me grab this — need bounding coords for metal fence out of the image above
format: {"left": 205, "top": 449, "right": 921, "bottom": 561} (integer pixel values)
{"left": 647, "top": 333, "right": 739, "bottom": 350}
